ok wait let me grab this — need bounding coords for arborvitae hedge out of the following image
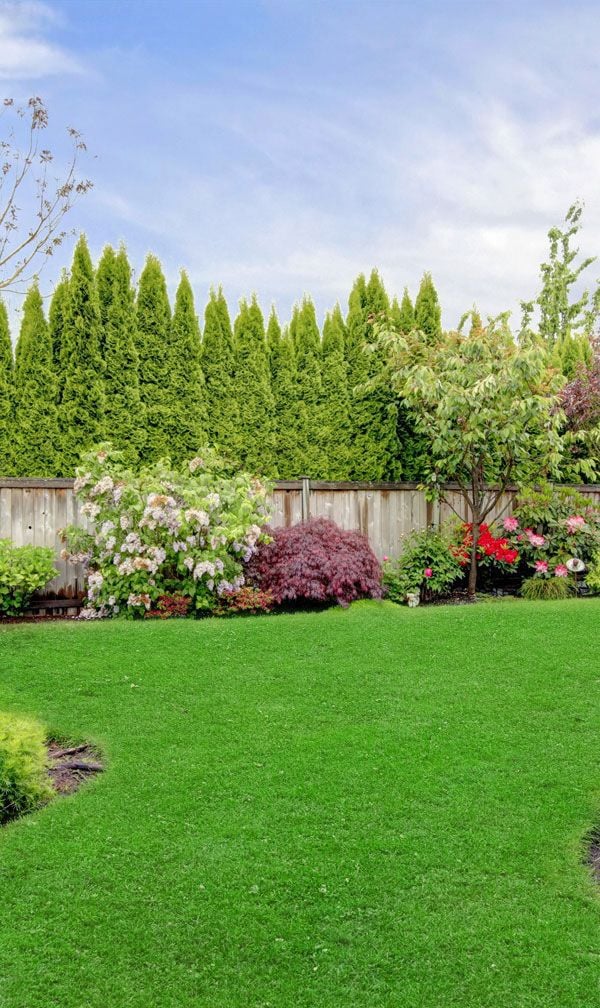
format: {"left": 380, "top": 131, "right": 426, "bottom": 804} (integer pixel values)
{"left": 234, "top": 296, "right": 274, "bottom": 474}
{"left": 103, "top": 248, "right": 146, "bottom": 467}
{"left": 135, "top": 254, "right": 172, "bottom": 463}
{"left": 59, "top": 236, "right": 105, "bottom": 474}
{"left": 0, "top": 301, "right": 14, "bottom": 476}
{"left": 414, "top": 271, "right": 442, "bottom": 342}
{"left": 321, "top": 304, "right": 351, "bottom": 479}
{"left": 12, "top": 285, "right": 60, "bottom": 477}
{"left": 48, "top": 271, "right": 69, "bottom": 389}
{"left": 169, "top": 271, "right": 207, "bottom": 465}
{"left": 267, "top": 311, "right": 298, "bottom": 479}
{"left": 292, "top": 296, "right": 325, "bottom": 476}
{"left": 202, "top": 288, "right": 240, "bottom": 462}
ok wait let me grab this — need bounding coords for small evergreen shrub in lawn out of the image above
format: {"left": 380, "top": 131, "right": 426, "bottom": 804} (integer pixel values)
{"left": 0, "top": 540, "right": 57, "bottom": 616}
{"left": 0, "top": 713, "right": 54, "bottom": 824}
{"left": 383, "top": 527, "right": 462, "bottom": 603}
{"left": 245, "top": 518, "right": 382, "bottom": 607}
{"left": 520, "top": 576, "right": 576, "bottom": 601}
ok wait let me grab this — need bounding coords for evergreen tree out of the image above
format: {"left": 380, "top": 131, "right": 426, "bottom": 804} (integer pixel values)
{"left": 396, "top": 287, "right": 415, "bottom": 333}
{"left": 414, "top": 272, "right": 442, "bottom": 342}
{"left": 267, "top": 309, "right": 299, "bottom": 478}
{"left": 135, "top": 254, "right": 172, "bottom": 463}
{"left": 12, "top": 285, "right": 60, "bottom": 476}
{"left": 233, "top": 296, "right": 274, "bottom": 474}
{"left": 292, "top": 296, "right": 325, "bottom": 476}
{"left": 0, "top": 301, "right": 14, "bottom": 476}
{"left": 96, "top": 245, "right": 117, "bottom": 357}
{"left": 59, "top": 235, "right": 105, "bottom": 474}
{"left": 48, "top": 270, "right": 69, "bottom": 390}
{"left": 103, "top": 247, "right": 145, "bottom": 467}
{"left": 321, "top": 304, "right": 351, "bottom": 479}
{"left": 168, "top": 271, "right": 207, "bottom": 464}
{"left": 345, "top": 269, "right": 401, "bottom": 479}
{"left": 201, "top": 287, "right": 240, "bottom": 461}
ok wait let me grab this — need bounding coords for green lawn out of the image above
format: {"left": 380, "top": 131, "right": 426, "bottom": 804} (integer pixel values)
{"left": 1, "top": 600, "right": 600, "bottom": 1007}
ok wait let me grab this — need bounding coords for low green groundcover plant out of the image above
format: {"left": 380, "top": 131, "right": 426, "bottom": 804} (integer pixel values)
{"left": 1, "top": 602, "right": 600, "bottom": 1007}
{"left": 0, "top": 540, "right": 56, "bottom": 616}
{"left": 0, "top": 712, "right": 53, "bottom": 824}
{"left": 520, "top": 575, "right": 577, "bottom": 601}
{"left": 62, "top": 444, "right": 271, "bottom": 618}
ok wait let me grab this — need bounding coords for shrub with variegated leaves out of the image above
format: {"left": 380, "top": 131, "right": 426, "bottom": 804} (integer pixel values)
{"left": 61, "top": 444, "right": 271, "bottom": 618}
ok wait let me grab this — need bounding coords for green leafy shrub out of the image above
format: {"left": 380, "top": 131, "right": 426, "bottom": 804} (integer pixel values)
{"left": 586, "top": 553, "right": 600, "bottom": 594}
{"left": 520, "top": 576, "right": 576, "bottom": 601}
{"left": 61, "top": 444, "right": 272, "bottom": 618}
{"left": 383, "top": 527, "right": 462, "bottom": 603}
{"left": 215, "top": 586, "right": 274, "bottom": 616}
{"left": 0, "top": 540, "right": 57, "bottom": 616}
{"left": 0, "top": 712, "right": 54, "bottom": 824}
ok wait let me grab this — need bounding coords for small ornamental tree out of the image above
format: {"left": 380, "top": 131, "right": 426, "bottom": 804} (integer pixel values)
{"left": 61, "top": 444, "right": 272, "bottom": 618}
{"left": 245, "top": 518, "right": 383, "bottom": 607}
{"left": 375, "top": 314, "right": 565, "bottom": 595}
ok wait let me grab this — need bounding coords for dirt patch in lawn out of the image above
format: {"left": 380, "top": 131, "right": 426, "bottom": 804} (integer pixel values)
{"left": 46, "top": 741, "right": 105, "bottom": 796}
{"left": 586, "top": 832, "right": 600, "bottom": 885}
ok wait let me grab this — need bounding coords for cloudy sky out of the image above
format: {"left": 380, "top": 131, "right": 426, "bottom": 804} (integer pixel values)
{"left": 1, "top": 0, "right": 600, "bottom": 331}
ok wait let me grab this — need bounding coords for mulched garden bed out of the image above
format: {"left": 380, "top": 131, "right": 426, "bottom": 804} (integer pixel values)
{"left": 46, "top": 741, "right": 104, "bottom": 796}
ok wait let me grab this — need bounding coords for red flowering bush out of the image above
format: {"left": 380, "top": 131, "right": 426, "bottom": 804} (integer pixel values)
{"left": 244, "top": 519, "right": 383, "bottom": 608}
{"left": 215, "top": 586, "right": 274, "bottom": 615}
{"left": 451, "top": 523, "right": 519, "bottom": 568}
{"left": 145, "top": 593, "right": 192, "bottom": 619}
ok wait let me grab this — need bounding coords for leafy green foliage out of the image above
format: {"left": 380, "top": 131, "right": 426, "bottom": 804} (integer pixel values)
{"left": 0, "top": 712, "right": 54, "bottom": 824}
{"left": 12, "top": 285, "right": 60, "bottom": 477}
{"left": 0, "top": 540, "right": 56, "bottom": 616}
{"left": 0, "top": 300, "right": 14, "bottom": 476}
{"left": 586, "top": 552, "right": 600, "bottom": 594}
{"left": 383, "top": 527, "right": 462, "bottom": 602}
{"left": 62, "top": 444, "right": 271, "bottom": 617}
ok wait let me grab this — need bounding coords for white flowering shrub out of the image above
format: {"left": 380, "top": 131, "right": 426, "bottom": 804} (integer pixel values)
{"left": 61, "top": 445, "right": 271, "bottom": 618}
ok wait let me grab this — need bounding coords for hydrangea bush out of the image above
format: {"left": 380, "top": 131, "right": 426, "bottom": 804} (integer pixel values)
{"left": 61, "top": 445, "right": 271, "bottom": 618}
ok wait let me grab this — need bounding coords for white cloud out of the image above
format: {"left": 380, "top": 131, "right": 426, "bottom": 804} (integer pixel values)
{"left": 0, "top": 1, "right": 82, "bottom": 79}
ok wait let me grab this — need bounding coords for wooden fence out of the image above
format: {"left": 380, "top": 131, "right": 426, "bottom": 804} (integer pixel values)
{"left": 1, "top": 477, "right": 599, "bottom": 599}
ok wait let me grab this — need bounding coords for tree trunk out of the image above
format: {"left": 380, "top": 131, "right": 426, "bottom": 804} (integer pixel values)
{"left": 468, "top": 516, "right": 480, "bottom": 598}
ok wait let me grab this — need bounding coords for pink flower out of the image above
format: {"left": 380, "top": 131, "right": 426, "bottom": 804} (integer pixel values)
{"left": 503, "top": 516, "right": 519, "bottom": 532}
{"left": 527, "top": 531, "right": 546, "bottom": 548}
{"left": 534, "top": 560, "right": 548, "bottom": 573}
{"left": 554, "top": 564, "right": 569, "bottom": 577}
{"left": 566, "top": 515, "right": 586, "bottom": 534}
{"left": 424, "top": 568, "right": 433, "bottom": 578}
{"left": 383, "top": 555, "right": 389, "bottom": 563}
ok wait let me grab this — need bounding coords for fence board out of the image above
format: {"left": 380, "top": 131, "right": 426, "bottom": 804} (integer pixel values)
{"left": 0, "top": 478, "right": 598, "bottom": 595}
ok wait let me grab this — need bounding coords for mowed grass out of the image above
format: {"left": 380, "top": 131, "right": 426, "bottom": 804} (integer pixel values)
{"left": 1, "top": 600, "right": 600, "bottom": 1007}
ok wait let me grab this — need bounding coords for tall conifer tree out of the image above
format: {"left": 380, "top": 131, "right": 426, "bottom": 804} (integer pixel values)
{"left": 135, "top": 254, "right": 172, "bottom": 463}
{"left": 169, "top": 271, "right": 207, "bottom": 464}
{"left": 0, "top": 301, "right": 14, "bottom": 475}
{"left": 12, "top": 285, "right": 60, "bottom": 476}
{"left": 396, "top": 287, "right": 415, "bottom": 333}
{"left": 201, "top": 287, "right": 240, "bottom": 461}
{"left": 96, "top": 245, "right": 117, "bottom": 357}
{"left": 292, "top": 296, "right": 324, "bottom": 476}
{"left": 267, "top": 309, "right": 298, "bottom": 478}
{"left": 103, "top": 247, "right": 145, "bottom": 467}
{"left": 48, "top": 271, "right": 69, "bottom": 390}
{"left": 59, "top": 235, "right": 105, "bottom": 474}
{"left": 321, "top": 304, "right": 351, "bottom": 479}
{"left": 233, "top": 296, "right": 274, "bottom": 474}
{"left": 345, "top": 269, "right": 400, "bottom": 479}
{"left": 414, "top": 272, "right": 442, "bottom": 342}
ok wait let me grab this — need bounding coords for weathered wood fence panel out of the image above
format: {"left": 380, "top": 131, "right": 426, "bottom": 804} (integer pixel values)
{"left": 1, "top": 477, "right": 599, "bottom": 597}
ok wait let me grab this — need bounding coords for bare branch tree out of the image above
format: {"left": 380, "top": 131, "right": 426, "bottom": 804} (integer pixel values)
{"left": 0, "top": 96, "right": 93, "bottom": 292}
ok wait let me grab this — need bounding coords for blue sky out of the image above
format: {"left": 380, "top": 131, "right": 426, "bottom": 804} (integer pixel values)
{"left": 1, "top": 0, "right": 600, "bottom": 332}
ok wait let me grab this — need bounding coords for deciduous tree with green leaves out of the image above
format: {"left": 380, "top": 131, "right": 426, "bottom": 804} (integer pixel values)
{"left": 375, "top": 313, "right": 565, "bottom": 595}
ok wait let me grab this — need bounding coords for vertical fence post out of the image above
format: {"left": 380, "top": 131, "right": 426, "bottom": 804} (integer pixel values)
{"left": 300, "top": 476, "right": 311, "bottom": 523}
